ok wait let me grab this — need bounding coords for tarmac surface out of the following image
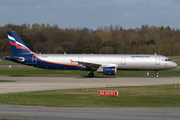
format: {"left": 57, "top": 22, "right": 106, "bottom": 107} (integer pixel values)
{"left": 1, "top": 76, "right": 180, "bottom": 94}
{"left": 1, "top": 104, "right": 180, "bottom": 120}
{"left": 1, "top": 76, "right": 180, "bottom": 120}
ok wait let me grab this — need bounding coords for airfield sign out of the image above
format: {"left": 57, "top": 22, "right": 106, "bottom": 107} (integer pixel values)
{"left": 98, "top": 90, "right": 118, "bottom": 96}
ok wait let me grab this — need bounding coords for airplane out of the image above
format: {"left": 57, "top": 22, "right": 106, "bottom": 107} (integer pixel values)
{"left": 5, "top": 31, "right": 177, "bottom": 78}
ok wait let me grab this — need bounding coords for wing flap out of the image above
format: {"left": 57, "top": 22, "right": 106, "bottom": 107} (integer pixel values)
{"left": 77, "top": 61, "right": 118, "bottom": 70}
{"left": 77, "top": 61, "right": 101, "bottom": 70}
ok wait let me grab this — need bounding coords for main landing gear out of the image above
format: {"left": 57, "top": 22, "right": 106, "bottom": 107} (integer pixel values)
{"left": 155, "top": 71, "right": 159, "bottom": 78}
{"left": 88, "top": 71, "right": 94, "bottom": 78}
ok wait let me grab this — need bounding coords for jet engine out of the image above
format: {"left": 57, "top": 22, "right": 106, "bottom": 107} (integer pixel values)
{"left": 97, "top": 67, "right": 117, "bottom": 75}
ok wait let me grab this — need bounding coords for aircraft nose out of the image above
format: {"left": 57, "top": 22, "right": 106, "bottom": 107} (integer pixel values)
{"left": 173, "top": 62, "right": 177, "bottom": 68}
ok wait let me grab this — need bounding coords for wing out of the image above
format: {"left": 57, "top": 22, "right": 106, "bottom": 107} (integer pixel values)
{"left": 77, "top": 61, "right": 118, "bottom": 71}
{"left": 69, "top": 59, "right": 118, "bottom": 70}
{"left": 78, "top": 61, "right": 101, "bottom": 70}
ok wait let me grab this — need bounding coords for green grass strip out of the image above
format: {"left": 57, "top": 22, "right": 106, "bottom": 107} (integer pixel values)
{"left": 0, "top": 118, "right": 21, "bottom": 120}
{"left": 0, "top": 80, "right": 15, "bottom": 82}
{"left": 0, "top": 60, "right": 18, "bottom": 64}
{"left": 1, "top": 84, "right": 180, "bottom": 107}
{"left": 0, "top": 66, "right": 179, "bottom": 77}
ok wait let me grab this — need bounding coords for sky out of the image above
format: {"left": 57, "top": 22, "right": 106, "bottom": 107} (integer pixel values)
{"left": 0, "top": 0, "right": 180, "bottom": 30}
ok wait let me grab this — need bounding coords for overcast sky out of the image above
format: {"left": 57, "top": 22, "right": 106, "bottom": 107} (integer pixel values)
{"left": 0, "top": 0, "right": 180, "bottom": 30}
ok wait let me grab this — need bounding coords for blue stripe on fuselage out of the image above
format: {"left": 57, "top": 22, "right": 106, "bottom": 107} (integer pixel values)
{"left": 30, "top": 56, "right": 87, "bottom": 70}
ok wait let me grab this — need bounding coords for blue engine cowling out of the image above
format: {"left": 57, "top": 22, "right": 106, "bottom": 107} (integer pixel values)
{"left": 103, "top": 67, "right": 117, "bottom": 75}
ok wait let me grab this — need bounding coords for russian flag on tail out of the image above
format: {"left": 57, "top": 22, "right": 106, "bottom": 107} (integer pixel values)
{"left": 7, "top": 31, "right": 33, "bottom": 55}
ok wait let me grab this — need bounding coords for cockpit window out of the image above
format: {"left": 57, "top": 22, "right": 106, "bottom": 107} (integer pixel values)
{"left": 165, "top": 59, "right": 172, "bottom": 61}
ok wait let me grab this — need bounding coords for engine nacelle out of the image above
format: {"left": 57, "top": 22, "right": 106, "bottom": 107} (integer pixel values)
{"left": 97, "top": 67, "right": 117, "bottom": 75}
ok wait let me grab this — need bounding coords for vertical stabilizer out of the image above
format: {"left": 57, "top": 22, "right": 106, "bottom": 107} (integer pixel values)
{"left": 7, "top": 31, "right": 33, "bottom": 55}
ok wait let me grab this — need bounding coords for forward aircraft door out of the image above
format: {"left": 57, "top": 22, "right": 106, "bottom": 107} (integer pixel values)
{"left": 155, "top": 56, "right": 160, "bottom": 65}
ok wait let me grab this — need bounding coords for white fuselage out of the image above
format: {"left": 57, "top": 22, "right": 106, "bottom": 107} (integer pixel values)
{"left": 34, "top": 54, "right": 177, "bottom": 71}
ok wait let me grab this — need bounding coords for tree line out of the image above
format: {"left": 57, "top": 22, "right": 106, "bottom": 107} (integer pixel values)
{"left": 0, "top": 23, "right": 180, "bottom": 58}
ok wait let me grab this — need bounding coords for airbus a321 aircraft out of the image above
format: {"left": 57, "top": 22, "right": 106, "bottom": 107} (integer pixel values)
{"left": 5, "top": 31, "right": 177, "bottom": 78}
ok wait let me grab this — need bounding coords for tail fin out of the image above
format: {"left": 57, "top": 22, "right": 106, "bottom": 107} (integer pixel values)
{"left": 7, "top": 31, "right": 33, "bottom": 55}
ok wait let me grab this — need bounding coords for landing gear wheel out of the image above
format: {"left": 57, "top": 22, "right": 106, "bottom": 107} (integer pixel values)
{"left": 155, "top": 71, "right": 159, "bottom": 78}
{"left": 156, "top": 74, "right": 159, "bottom": 78}
{"left": 88, "top": 73, "right": 94, "bottom": 78}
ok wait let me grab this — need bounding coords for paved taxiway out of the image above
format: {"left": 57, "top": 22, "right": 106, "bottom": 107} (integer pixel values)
{"left": 1, "top": 104, "right": 180, "bottom": 120}
{"left": 1, "top": 76, "right": 180, "bottom": 120}
{"left": 1, "top": 76, "right": 180, "bottom": 94}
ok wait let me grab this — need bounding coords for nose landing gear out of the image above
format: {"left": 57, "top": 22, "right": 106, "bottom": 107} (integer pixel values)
{"left": 155, "top": 71, "right": 159, "bottom": 78}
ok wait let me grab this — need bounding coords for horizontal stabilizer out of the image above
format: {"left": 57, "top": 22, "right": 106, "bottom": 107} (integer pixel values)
{"left": 5, "top": 56, "right": 25, "bottom": 62}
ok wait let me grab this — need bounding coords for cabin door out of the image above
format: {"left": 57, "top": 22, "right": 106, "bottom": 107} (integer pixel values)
{"left": 121, "top": 57, "right": 126, "bottom": 65}
{"left": 32, "top": 55, "right": 37, "bottom": 64}
{"left": 155, "top": 56, "right": 160, "bottom": 65}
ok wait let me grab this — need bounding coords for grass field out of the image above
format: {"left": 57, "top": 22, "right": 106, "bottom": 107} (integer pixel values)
{"left": 0, "top": 119, "right": 21, "bottom": 120}
{"left": 0, "top": 66, "right": 179, "bottom": 77}
{"left": 0, "top": 80, "right": 15, "bottom": 82}
{"left": 0, "top": 84, "right": 180, "bottom": 107}
{"left": 0, "top": 60, "right": 18, "bottom": 64}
